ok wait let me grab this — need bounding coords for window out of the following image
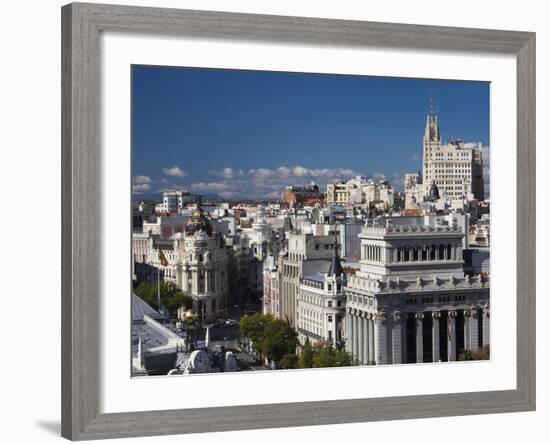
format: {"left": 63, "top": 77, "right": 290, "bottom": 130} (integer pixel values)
{"left": 328, "top": 315, "right": 333, "bottom": 322}
{"left": 328, "top": 301, "right": 333, "bottom": 307}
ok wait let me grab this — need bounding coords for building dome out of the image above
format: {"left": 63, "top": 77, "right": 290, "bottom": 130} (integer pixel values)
{"left": 428, "top": 182, "right": 440, "bottom": 201}
{"left": 185, "top": 199, "right": 212, "bottom": 236}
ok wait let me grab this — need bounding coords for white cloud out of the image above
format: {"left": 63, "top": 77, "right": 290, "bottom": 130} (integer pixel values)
{"left": 134, "top": 175, "right": 152, "bottom": 185}
{"left": 276, "top": 166, "right": 291, "bottom": 176}
{"left": 185, "top": 165, "right": 369, "bottom": 199}
{"left": 132, "top": 183, "right": 151, "bottom": 194}
{"left": 209, "top": 167, "right": 237, "bottom": 179}
{"left": 162, "top": 165, "right": 186, "bottom": 177}
{"left": 191, "top": 182, "right": 229, "bottom": 192}
{"left": 249, "top": 165, "right": 359, "bottom": 182}
{"left": 249, "top": 168, "right": 275, "bottom": 179}
{"left": 292, "top": 166, "right": 309, "bottom": 177}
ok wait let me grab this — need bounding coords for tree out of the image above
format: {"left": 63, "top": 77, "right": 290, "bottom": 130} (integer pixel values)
{"left": 261, "top": 318, "right": 298, "bottom": 365}
{"left": 298, "top": 341, "right": 314, "bottom": 369}
{"left": 239, "top": 314, "right": 299, "bottom": 366}
{"left": 279, "top": 353, "right": 299, "bottom": 370}
{"left": 134, "top": 281, "right": 192, "bottom": 315}
{"left": 311, "top": 342, "right": 354, "bottom": 368}
{"left": 239, "top": 313, "right": 273, "bottom": 354}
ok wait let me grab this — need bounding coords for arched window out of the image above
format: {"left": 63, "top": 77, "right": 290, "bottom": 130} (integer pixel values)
{"left": 439, "top": 244, "right": 445, "bottom": 260}
{"left": 430, "top": 244, "right": 436, "bottom": 260}
{"left": 447, "top": 244, "right": 453, "bottom": 260}
{"left": 404, "top": 246, "right": 410, "bottom": 262}
{"left": 412, "top": 246, "right": 419, "bottom": 261}
{"left": 421, "top": 245, "right": 427, "bottom": 261}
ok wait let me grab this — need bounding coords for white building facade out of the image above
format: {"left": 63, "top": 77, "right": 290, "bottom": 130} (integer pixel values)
{"left": 344, "top": 216, "right": 490, "bottom": 365}
{"left": 422, "top": 109, "right": 484, "bottom": 201}
{"left": 297, "top": 249, "right": 346, "bottom": 348}
{"left": 326, "top": 176, "right": 395, "bottom": 209}
{"left": 174, "top": 204, "right": 229, "bottom": 319}
{"left": 155, "top": 190, "right": 193, "bottom": 213}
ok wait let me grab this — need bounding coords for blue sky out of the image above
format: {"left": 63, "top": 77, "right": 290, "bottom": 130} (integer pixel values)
{"left": 132, "top": 65, "right": 489, "bottom": 199}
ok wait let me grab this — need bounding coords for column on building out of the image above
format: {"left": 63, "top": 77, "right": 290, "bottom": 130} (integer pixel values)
{"left": 391, "top": 311, "right": 403, "bottom": 364}
{"left": 374, "top": 313, "right": 388, "bottom": 365}
{"left": 432, "top": 311, "right": 441, "bottom": 362}
{"left": 346, "top": 308, "right": 354, "bottom": 355}
{"left": 465, "top": 308, "right": 479, "bottom": 351}
{"left": 482, "top": 305, "right": 490, "bottom": 347}
{"left": 368, "top": 314, "right": 375, "bottom": 363}
{"left": 180, "top": 265, "right": 187, "bottom": 290}
{"left": 192, "top": 269, "right": 198, "bottom": 294}
{"left": 358, "top": 311, "right": 365, "bottom": 364}
{"left": 463, "top": 309, "right": 471, "bottom": 351}
{"left": 362, "top": 312, "right": 369, "bottom": 365}
{"left": 353, "top": 310, "right": 359, "bottom": 359}
{"left": 401, "top": 313, "right": 407, "bottom": 363}
{"left": 447, "top": 310, "right": 457, "bottom": 361}
{"left": 415, "top": 312, "right": 424, "bottom": 363}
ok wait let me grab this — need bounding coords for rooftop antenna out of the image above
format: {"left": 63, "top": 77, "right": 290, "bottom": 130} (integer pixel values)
{"left": 429, "top": 92, "right": 436, "bottom": 117}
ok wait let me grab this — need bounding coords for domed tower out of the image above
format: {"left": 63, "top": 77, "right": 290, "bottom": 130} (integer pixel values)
{"left": 185, "top": 197, "right": 213, "bottom": 237}
{"left": 176, "top": 197, "right": 228, "bottom": 320}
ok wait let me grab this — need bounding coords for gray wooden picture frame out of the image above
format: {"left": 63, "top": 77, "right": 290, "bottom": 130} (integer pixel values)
{"left": 61, "top": 2, "right": 536, "bottom": 440}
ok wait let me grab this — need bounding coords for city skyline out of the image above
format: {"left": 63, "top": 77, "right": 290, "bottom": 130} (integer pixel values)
{"left": 132, "top": 65, "right": 490, "bottom": 199}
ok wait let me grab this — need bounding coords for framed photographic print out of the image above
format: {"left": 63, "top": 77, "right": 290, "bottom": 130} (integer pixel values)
{"left": 61, "top": 2, "right": 536, "bottom": 440}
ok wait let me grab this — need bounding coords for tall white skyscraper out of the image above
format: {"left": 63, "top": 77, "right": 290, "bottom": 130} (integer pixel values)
{"left": 422, "top": 103, "right": 484, "bottom": 201}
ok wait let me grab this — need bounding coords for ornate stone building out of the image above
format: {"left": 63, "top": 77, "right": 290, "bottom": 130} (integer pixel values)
{"left": 175, "top": 201, "right": 228, "bottom": 319}
{"left": 297, "top": 243, "right": 347, "bottom": 348}
{"left": 344, "top": 216, "right": 490, "bottom": 365}
{"left": 262, "top": 255, "right": 280, "bottom": 317}
{"left": 422, "top": 104, "right": 484, "bottom": 201}
{"left": 326, "top": 176, "right": 395, "bottom": 209}
{"left": 278, "top": 229, "right": 340, "bottom": 327}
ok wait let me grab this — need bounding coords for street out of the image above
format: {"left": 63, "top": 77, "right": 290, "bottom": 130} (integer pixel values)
{"left": 208, "top": 323, "right": 269, "bottom": 371}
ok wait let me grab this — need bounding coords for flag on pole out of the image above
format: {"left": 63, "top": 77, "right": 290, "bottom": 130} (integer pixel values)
{"left": 159, "top": 247, "right": 168, "bottom": 267}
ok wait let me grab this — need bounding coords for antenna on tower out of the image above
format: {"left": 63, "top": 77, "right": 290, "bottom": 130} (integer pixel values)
{"left": 429, "top": 92, "right": 435, "bottom": 117}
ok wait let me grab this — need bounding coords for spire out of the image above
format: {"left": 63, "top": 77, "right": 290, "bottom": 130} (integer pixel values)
{"left": 425, "top": 94, "right": 440, "bottom": 143}
{"left": 328, "top": 227, "right": 343, "bottom": 277}
{"left": 429, "top": 93, "right": 435, "bottom": 117}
